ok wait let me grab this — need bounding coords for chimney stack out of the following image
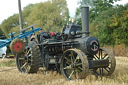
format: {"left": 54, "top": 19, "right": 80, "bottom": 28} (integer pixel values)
{"left": 81, "top": 0, "right": 89, "bottom": 37}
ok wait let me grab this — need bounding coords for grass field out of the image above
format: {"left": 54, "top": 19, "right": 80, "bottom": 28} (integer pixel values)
{"left": 0, "top": 57, "right": 128, "bottom": 85}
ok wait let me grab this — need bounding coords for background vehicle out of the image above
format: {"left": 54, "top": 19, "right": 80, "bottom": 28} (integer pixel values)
{"left": 0, "top": 46, "right": 7, "bottom": 58}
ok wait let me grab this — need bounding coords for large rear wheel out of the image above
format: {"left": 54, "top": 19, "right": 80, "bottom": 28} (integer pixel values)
{"left": 61, "top": 49, "right": 89, "bottom": 80}
{"left": 16, "top": 41, "right": 41, "bottom": 73}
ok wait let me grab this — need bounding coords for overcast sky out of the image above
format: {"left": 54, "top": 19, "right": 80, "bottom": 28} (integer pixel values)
{"left": 0, "top": 0, "right": 79, "bottom": 23}
{"left": 0, "top": 0, "right": 128, "bottom": 23}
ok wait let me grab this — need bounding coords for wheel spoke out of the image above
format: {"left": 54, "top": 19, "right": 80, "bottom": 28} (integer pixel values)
{"left": 64, "top": 66, "right": 71, "bottom": 70}
{"left": 25, "top": 64, "right": 28, "bottom": 72}
{"left": 69, "top": 70, "right": 75, "bottom": 78}
{"left": 24, "top": 49, "right": 30, "bottom": 57}
{"left": 28, "top": 54, "right": 32, "bottom": 57}
{"left": 107, "top": 67, "right": 110, "bottom": 70}
{"left": 78, "top": 66, "right": 83, "bottom": 71}
{"left": 21, "top": 62, "right": 27, "bottom": 69}
{"left": 102, "top": 54, "right": 108, "bottom": 59}
{"left": 27, "top": 49, "right": 31, "bottom": 55}
{"left": 25, "top": 64, "right": 31, "bottom": 73}
{"left": 101, "top": 50, "right": 102, "bottom": 59}
{"left": 99, "top": 50, "right": 101, "bottom": 59}
{"left": 64, "top": 57, "right": 72, "bottom": 63}
{"left": 94, "top": 56, "right": 97, "bottom": 60}
{"left": 98, "top": 68, "right": 104, "bottom": 75}
{"left": 76, "top": 68, "right": 82, "bottom": 73}
{"left": 104, "top": 68, "right": 110, "bottom": 72}
{"left": 76, "top": 63, "right": 82, "bottom": 66}
{"left": 66, "top": 61, "right": 71, "bottom": 65}
{"left": 74, "top": 56, "right": 80, "bottom": 63}
{"left": 99, "top": 68, "right": 101, "bottom": 75}
{"left": 71, "top": 51, "right": 75, "bottom": 62}
{"left": 19, "top": 57, "right": 24, "bottom": 61}
{"left": 76, "top": 70, "right": 79, "bottom": 79}
{"left": 107, "top": 57, "right": 109, "bottom": 59}
{"left": 94, "top": 54, "right": 99, "bottom": 59}
{"left": 71, "top": 56, "right": 73, "bottom": 63}
{"left": 101, "top": 68, "right": 103, "bottom": 75}
{"left": 76, "top": 57, "right": 80, "bottom": 63}
{"left": 94, "top": 70, "right": 100, "bottom": 75}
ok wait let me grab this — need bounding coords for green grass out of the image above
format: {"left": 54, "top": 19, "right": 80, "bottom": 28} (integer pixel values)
{"left": 0, "top": 59, "right": 16, "bottom": 67}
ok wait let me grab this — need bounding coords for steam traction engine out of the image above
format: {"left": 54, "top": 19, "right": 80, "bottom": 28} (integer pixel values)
{"left": 12, "top": 3, "right": 116, "bottom": 80}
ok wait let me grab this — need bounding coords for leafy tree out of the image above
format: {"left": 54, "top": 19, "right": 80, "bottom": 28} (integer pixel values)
{"left": 0, "top": 14, "right": 19, "bottom": 37}
{"left": 25, "top": 0, "right": 69, "bottom": 32}
{"left": 91, "top": 4, "right": 128, "bottom": 46}
{"left": 110, "top": 5, "right": 128, "bottom": 45}
{"left": 91, "top": 9, "right": 115, "bottom": 46}
{"left": 75, "top": 0, "right": 121, "bottom": 22}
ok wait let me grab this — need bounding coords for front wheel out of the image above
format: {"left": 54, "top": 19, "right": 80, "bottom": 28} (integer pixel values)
{"left": 16, "top": 41, "right": 41, "bottom": 73}
{"left": 92, "top": 48, "right": 116, "bottom": 76}
{"left": 60, "top": 49, "right": 89, "bottom": 80}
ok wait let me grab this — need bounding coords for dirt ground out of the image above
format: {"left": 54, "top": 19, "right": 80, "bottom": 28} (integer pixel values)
{"left": 0, "top": 57, "right": 128, "bottom": 85}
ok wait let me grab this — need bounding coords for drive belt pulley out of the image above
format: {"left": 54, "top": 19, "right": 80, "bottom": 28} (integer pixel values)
{"left": 10, "top": 39, "right": 25, "bottom": 54}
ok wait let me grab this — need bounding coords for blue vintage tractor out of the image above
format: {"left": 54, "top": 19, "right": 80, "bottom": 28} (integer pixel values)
{"left": 0, "top": 24, "right": 41, "bottom": 54}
